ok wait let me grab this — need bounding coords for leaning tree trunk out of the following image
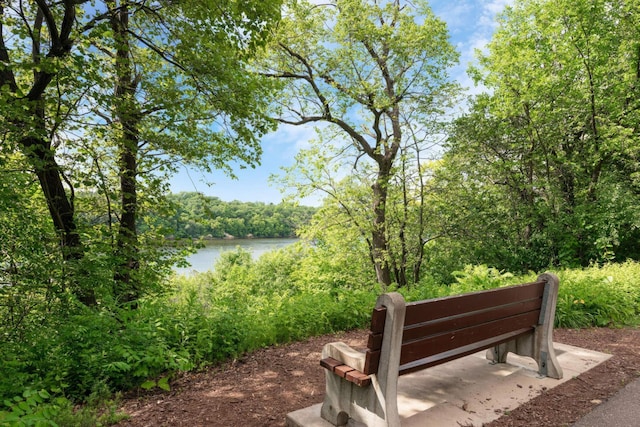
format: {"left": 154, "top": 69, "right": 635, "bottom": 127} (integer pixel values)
{"left": 22, "top": 134, "right": 97, "bottom": 306}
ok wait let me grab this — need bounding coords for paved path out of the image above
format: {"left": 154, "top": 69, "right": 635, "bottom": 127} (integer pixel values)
{"left": 572, "top": 377, "right": 640, "bottom": 427}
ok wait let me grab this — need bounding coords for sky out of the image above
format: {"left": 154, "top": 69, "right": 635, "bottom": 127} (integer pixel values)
{"left": 168, "top": 0, "right": 513, "bottom": 206}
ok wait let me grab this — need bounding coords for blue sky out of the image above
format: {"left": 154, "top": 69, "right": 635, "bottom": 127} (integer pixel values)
{"left": 169, "top": 0, "right": 512, "bottom": 205}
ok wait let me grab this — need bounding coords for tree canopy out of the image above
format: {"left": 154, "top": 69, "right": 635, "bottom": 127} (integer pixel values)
{"left": 431, "top": 0, "right": 640, "bottom": 273}
{"left": 160, "top": 192, "right": 316, "bottom": 239}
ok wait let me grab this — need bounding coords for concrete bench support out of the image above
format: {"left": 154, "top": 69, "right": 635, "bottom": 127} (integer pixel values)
{"left": 321, "top": 293, "right": 405, "bottom": 427}
{"left": 486, "top": 272, "right": 563, "bottom": 379}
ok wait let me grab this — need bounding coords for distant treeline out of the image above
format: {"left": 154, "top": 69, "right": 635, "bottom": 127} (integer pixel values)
{"left": 161, "top": 192, "right": 317, "bottom": 239}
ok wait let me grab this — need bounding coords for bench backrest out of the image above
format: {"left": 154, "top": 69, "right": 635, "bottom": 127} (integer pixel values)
{"left": 362, "top": 279, "right": 549, "bottom": 376}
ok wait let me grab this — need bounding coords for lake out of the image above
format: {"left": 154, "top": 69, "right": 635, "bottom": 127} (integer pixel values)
{"left": 173, "top": 238, "right": 299, "bottom": 275}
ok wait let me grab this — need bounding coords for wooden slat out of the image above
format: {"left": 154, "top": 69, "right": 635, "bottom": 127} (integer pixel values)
{"left": 320, "top": 357, "right": 343, "bottom": 371}
{"left": 367, "top": 331, "right": 383, "bottom": 350}
{"left": 345, "top": 370, "right": 372, "bottom": 387}
{"left": 404, "top": 281, "right": 545, "bottom": 326}
{"left": 399, "top": 328, "right": 532, "bottom": 376}
{"left": 402, "top": 299, "right": 542, "bottom": 343}
{"left": 363, "top": 306, "right": 387, "bottom": 375}
{"left": 320, "top": 357, "right": 372, "bottom": 387}
{"left": 400, "top": 310, "right": 539, "bottom": 365}
{"left": 334, "top": 364, "right": 355, "bottom": 379}
{"left": 370, "top": 307, "right": 387, "bottom": 333}
{"left": 363, "top": 349, "right": 381, "bottom": 375}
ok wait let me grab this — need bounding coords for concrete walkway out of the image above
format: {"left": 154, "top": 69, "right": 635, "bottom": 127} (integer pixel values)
{"left": 287, "top": 343, "right": 611, "bottom": 427}
{"left": 571, "top": 377, "right": 640, "bottom": 427}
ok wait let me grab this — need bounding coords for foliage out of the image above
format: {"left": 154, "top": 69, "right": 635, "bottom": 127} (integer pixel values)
{"left": 264, "top": 0, "right": 460, "bottom": 286}
{"left": 3, "top": 1, "right": 640, "bottom": 425}
{"left": 553, "top": 262, "right": 640, "bottom": 328}
{"left": 1, "top": 0, "right": 284, "bottom": 418}
{"left": 0, "top": 389, "right": 59, "bottom": 427}
{"left": 0, "top": 242, "right": 379, "bottom": 418}
{"left": 3, "top": 234, "right": 640, "bottom": 425}
{"left": 401, "top": 263, "right": 640, "bottom": 329}
{"left": 155, "top": 192, "right": 316, "bottom": 239}
{"left": 1, "top": 0, "right": 283, "bottom": 307}
{"left": 0, "top": 388, "right": 127, "bottom": 427}
{"left": 449, "top": 265, "right": 515, "bottom": 293}
{"left": 431, "top": 0, "right": 640, "bottom": 274}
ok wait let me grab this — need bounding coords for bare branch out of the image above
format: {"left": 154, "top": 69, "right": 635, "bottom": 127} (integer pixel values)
{"left": 261, "top": 71, "right": 309, "bottom": 80}
{"left": 276, "top": 116, "right": 326, "bottom": 126}
{"left": 278, "top": 42, "right": 332, "bottom": 119}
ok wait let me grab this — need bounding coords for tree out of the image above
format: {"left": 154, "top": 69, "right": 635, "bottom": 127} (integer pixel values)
{"left": 1, "top": 1, "right": 101, "bottom": 305}
{"left": 95, "top": 0, "right": 281, "bottom": 304}
{"left": 263, "top": 0, "right": 459, "bottom": 287}
{"left": 438, "top": 0, "right": 640, "bottom": 271}
{"left": 0, "top": 0, "right": 282, "bottom": 306}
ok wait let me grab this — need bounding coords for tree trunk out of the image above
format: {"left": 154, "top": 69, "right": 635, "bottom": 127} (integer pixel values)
{"left": 371, "top": 172, "right": 392, "bottom": 288}
{"left": 114, "top": 137, "right": 140, "bottom": 305}
{"left": 110, "top": 0, "right": 141, "bottom": 306}
{"left": 4, "top": 2, "right": 96, "bottom": 306}
{"left": 23, "top": 134, "right": 97, "bottom": 306}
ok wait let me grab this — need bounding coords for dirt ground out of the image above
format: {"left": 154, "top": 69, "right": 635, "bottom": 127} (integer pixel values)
{"left": 117, "top": 327, "right": 640, "bottom": 427}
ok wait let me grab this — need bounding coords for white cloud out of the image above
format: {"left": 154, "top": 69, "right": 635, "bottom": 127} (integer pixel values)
{"left": 265, "top": 123, "right": 315, "bottom": 151}
{"left": 484, "top": 0, "right": 513, "bottom": 16}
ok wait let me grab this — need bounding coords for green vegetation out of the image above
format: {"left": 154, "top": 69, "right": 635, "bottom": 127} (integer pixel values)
{"left": 263, "top": 0, "right": 460, "bottom": 287}
{"left": 3, "top": 241, "right": 639, "bottom": 425}
{"left": 427, "top": 0, "right": 640, "bottom": 275}
{"left": 158, "top": 192, "right": 316, "bottom": 239}
{"left": 1, "top": 0, "right": 282, "bottom": 307}
{"left": 2, "top": 0, "right": 640, "bottom": 425}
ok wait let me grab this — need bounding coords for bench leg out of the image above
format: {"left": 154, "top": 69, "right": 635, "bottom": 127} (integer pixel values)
{"left": 534, "top": 273, "right": 563, "bottom": 379}
{"left": 486, "top": 331, "right": 563, "bottom": 379}
{"left": 486, "top": 273, "right": 564, "bottom": 379}
{"left": 321, "top": 371, "right": 401, "bottom": 427}
{"left": 321, "top": 372, "right": 351, "bottom": 426}
{"left": 489, "top": 341, "right": 509, "bottom": 363}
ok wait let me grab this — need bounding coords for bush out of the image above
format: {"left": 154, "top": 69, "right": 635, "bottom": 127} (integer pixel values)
{"left": 402, "top": 263, "right": 640, "bottom": 328}
{"left": 554, "top": 262, "right": 640, "bottom": 328}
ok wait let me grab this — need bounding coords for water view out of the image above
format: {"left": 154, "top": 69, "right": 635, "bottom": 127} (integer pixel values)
{"left": 174, "top": 238, "right": 299, "bottom": 275}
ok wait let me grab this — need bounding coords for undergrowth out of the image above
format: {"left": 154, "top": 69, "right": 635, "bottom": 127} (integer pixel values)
{"left": 1, "top": 247, "right": 639, "bottom": 425}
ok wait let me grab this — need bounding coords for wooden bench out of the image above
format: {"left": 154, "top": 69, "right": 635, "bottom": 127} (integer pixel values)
{"left": 319, "top": 273, "right": 563, "bottom": 427}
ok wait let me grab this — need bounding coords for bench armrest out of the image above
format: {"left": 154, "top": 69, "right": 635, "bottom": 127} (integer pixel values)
{"left": 322, "top": 341, "right": 366, "bottom": 372}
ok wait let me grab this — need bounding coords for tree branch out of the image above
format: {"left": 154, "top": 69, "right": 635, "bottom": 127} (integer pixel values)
{"left": 278, "top": 43, "right": 332, "bottom": 119}
{"left": 0, "top": 5, "right": 19, "bottom": 92}
{"left": 261, "top": 71, "right": 309, "bottom": 80}
{"left": 276, "top": 116, "right": 326, "bottom": 126}
{"left": 33, "top": 0, "right": 60, "bottom": 50}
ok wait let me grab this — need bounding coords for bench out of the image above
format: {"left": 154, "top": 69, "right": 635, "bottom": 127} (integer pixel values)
{"left": 319, "top": 273, "right": 563, "bottom": 427}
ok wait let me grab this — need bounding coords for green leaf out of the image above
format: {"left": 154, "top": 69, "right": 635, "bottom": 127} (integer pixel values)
{"left": 157, "top": 377, "right": 171, "bottom": 391}
{"left": 140, "top": 380, "right": 156, "bottom": 390}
